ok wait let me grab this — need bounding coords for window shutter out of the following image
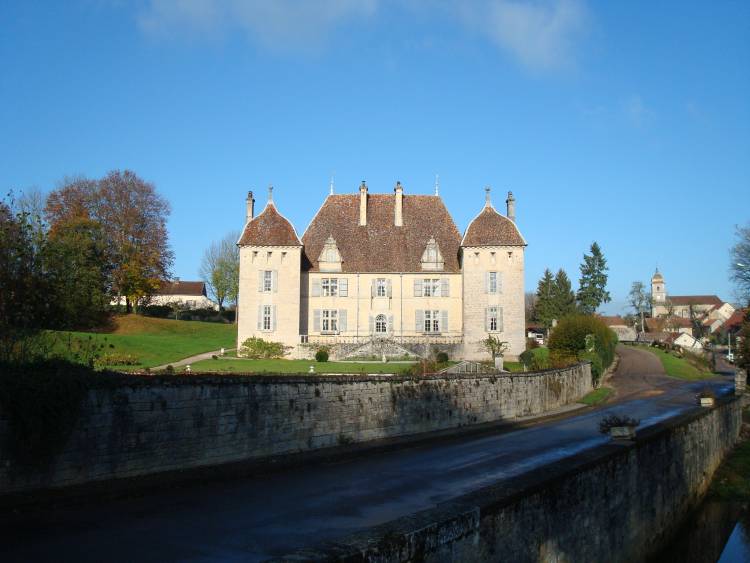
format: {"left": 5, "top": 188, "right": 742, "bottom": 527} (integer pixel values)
{"left": 257, "top": 305, "right": 262, "bottom": 330}
{"left": 371, "top": 280, "right": 376, "bottom": 297}
{"left": 369, "top": 315, "right": 375, "bottom": 334}
{"left": 339, "top": 309, "right": 347, "bottom": 332}
{"left": 497, "top": 307, "right": 504, "bottom": 332}
{"left": 272, "top": 305, "right": 277, "bottom": 331}
{"left": 386, "top": 279, "right": 392, "bottom": 297}
{"left": 497, "top": 272, "right": 503, "bottom": 294}
{"left": 485, "top": 307, "right": 491, "bottom": 331}
{"left": 339, "top": 278, "right": 348, "bottom": 297}
{"left": 272, "top": 270, "right": 278, "bottom": 293}
{"left": 485, "top": 272, "right": 490, "bottom": 294}
{"left": 258, "top": 271, "right": 264, "bottom": 292}
{"left": 313, "top": 309, "right": 321, "bottom": 332}
{"left": 441, "top": 278, "right": 449, "bottom": 297}
{"left": 311, "top": 279, "right": 321, "bottom": 297}
{"left": 416, "top": 310, "right": 424, "bottom": 332}
{"left": 414, "top": 279, "right": 423, "bottom": 297}
{"left": 388, "top": 314, "right": 394, "bottom": 334}
{"left": 441, "top": 311, "right": 448, "bottom": 333}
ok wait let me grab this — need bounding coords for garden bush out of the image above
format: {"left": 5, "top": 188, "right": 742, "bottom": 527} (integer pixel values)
{"left": 520, "top": 347, "right": 550, "bottom": 370}
{"left": 240, "top": 337, "right": 290, "bottom": 359}
{"left": 548, "top": 315, "right": 618, "bottom": 383}
{"left": 436, "top": 351, "right": 449, "bottom": 363}
{"left": 96, "top": 352, "right": 140, "bottom": 366}
{"left": 315, "top": 348, "right": 329, "bottom": 362}
{"left": 141, "top": 305, "right": 172, "bottom": 318}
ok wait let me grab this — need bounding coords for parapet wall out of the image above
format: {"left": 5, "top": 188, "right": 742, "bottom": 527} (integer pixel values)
{"left": 0, "top": 363, "right": 591, "bottom": 496}
{"left": 278, "top": 397, "right": 744, "bottom": 562}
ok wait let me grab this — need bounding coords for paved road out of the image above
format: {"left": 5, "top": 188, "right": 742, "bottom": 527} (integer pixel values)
{"left": 0, "top": 346, "right": 735, "bottom": 562}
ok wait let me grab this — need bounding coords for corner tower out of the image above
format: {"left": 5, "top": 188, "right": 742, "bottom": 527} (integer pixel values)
{"left": 460, "top": 188, "right": 527, "bottom": 361}
{"left": 237, "top": 187, "right": 302, "bottom": 354}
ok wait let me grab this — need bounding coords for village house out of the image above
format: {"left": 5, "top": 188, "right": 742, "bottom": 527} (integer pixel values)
{"left": 150, "top": 280, "right": 219, "bottom": 310}
{"left": 236, "top": 183, "right": 527, "bottom": 361}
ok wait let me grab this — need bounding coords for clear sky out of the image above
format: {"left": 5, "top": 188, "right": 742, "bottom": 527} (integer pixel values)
{"left": 2, "top": 1, "right": 748, "bottom": 313}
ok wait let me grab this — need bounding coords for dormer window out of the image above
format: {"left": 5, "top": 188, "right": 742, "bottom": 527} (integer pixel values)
{"left": 420, "top": 237, "right": 444, "bottom": 271}
{"left": 318, "top": 235, "right": 342, "bottom": 272}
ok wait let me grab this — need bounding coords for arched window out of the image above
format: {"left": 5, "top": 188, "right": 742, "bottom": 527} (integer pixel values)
{"left": 375, "top": 314, "right": 387, "bottom": 334}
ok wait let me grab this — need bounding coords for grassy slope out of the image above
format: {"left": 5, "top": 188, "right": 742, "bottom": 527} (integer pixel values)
{"left": 630, "top": 344, "right": 714, "bottom": 381}
{"left": 60, "top": 315, "right": 236, "bottom": 369}
{"left": 187, "top": 358, "right": 415, "bottom": 374}
{"left": 579, "top": 386, "right": 614, "bottom": 406}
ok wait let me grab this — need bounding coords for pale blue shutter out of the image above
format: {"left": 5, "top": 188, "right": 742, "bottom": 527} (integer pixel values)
{"left": 497, "top": 272, "right": 503, "bottom": 294}
{"left": 371, "top": 280, "right": 376, "bottom": 297}
{"left": 272, "top": 270, "right": 278, "bottom": 293}
{"left": 388, "top": 314, "right": 394, "bottom": 335}
{"left": 440, "top": 311, "right": 448, "bottom": 333}
{"left": 311, "top": 279, "right": 321, "bottom": 297}
{"left": 485, "top": 307, "right": 491, "bottom": 332}
{"left": 497, "top": 307, "right": 504, "bottom": 332}
{"left": 369, "top": 315, "right": 375, "bottom": 334}
{"left": 416, "top": 310, "right": 424, "bottom": 332}
{"left": 272, "top": 305, "right": 277, "bottom": 331}
{"left": 386, "top": 279, "right": 392, "bottom": 297}
{"left": 414, "top": 279, "right": 423, "bottom": 297}
{"left": 485, "top": 272, "right": 490, "bottom": 294}
{"left": 339, "top": 278, "right": 348, "bottom": 297}
{"left": 257, "top": 305, "right": 262, "bottom": 330}
{"left": 339, "top": 309, "right": 347, "bottom": 332}
{"left": 440, "top": 278, "right": 449, "bottom": 297}
{"left": 313, "top": 309, "right": 321, "bottom": 332}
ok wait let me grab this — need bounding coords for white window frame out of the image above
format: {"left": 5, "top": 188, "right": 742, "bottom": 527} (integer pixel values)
{"left": 262, "top": 305, "right": 272, "bottom": 331}
{"left": 424, "top": 310, "right": 440, "bottom": 333}
{"left": 263, "top": 270, "right": 273, "bottom": 293}
{"left": 321, "top": 278, "right": 338, "bottom": 297}
{"left": 375, "top": 313, "right": 387, "bottom": 334}
{"left": 422, "top": 278, "right": 439, "bottom": 297}
{"left": 488, "top": 306, "right": 498, "bottom": 332}
{"left": 376, "top": 278, "right": 387, "bottom": 297}
{"left": 488, "top": 272, "right": 498, "bottom": 294}
{"left": 322, "top": 309, "right": 338, "bottom": 333}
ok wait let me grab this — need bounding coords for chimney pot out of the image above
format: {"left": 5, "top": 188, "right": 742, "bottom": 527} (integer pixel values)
{"left": 246, "top": 190, "right": 255, "bottom": 221}
{"left": 359, "top": 181, "right": 368, "bottom": 226}
{"left": 394, "top": 181, "right": 403, "bottom": 227}
{"left": 506, "top": 190, "right": 516, "bottom": 222}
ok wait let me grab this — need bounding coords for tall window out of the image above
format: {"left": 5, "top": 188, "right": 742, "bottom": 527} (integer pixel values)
{"left": 375, "top": 314, "right": 387, "bottom": 334}
{"left": 422, "top": 279, "right": 440, "bottom": 297}
{"left": 322, "top": 278, "right": 338, "bottom": 297}
{"left": 376, "top": 278, "right": 387, "bottom": 297}
{"left": 262, "top": 305, "right": 272, "bottom": 331}
{"left": 488, "top": 272, "right": 498, "bottom": 294}
{"left": 488, "top": 306, "right": 498, "bottom": 332}
{"left": 322, "top": 309, "right": 338, "bottom": 333}
{"left": 263, "top": 270, "right": 273, "bottom": 292}
{"left": 424, "top": 310, "right": 440, "bottom": 332}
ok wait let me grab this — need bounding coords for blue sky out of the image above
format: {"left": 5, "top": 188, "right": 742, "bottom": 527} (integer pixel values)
{"left": 1, "top": 1, "right": 748, "bottom": 313}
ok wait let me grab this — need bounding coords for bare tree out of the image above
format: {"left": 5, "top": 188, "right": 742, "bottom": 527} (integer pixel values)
{"left": 731, "top": 223, "right": 750, "bottom": 302}
{"left": 628, "top": 281, "right": 650, "bottom": 333}
{"left": 200, "top": 231, "right": 240, "bottom": 312}
{"left": 524, "top": 291, "right": 537, "bottom": 323}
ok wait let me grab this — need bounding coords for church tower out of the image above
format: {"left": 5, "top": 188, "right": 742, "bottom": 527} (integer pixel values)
{"left": 651, "top": 269, "right": 666, "bottom": 316}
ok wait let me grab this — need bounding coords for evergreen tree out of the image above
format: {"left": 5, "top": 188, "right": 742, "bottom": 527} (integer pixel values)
{"left": 553, "top": 269, "right": 577, "bottom": 318}
{"left": 534, "top": 269, "right": 556, "bottom": 330}
{"left": 576, "top": 242, "right": 611, "bottom": 314}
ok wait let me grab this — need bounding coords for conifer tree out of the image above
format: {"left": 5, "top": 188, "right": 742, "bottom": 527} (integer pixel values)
{"left": 576, "top": 242, "right": 611, "bottom": 314}
{"left": 534, "top": 268, "right": 556, "bottom": 330}
{"left": 553, "top": 269, "right": 577, "bottom": 318}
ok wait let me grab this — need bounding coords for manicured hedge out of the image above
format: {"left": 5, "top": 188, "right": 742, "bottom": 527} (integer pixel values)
{"left": 548, "top": 315, "right": 618, "bottom": 383}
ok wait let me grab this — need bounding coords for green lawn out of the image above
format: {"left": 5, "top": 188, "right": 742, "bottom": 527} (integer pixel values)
{"left": 54, "top": 315, "right": 236, "bottom": 370}
{"left": 629, "top": 344, "right": 714, "bottom": 381}
{"left": 185, "top": 357, "right": 416, "bottom": 374}
{"left": 579, "top": 386, "right": 614, "bottom": 406}
{"left": 504, "top": 361, "right": 524, "bottom": 373}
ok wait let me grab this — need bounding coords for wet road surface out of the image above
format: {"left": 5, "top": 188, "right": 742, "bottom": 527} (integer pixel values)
{"left": 0, "top": 346, "right": 735, "bottom": 562}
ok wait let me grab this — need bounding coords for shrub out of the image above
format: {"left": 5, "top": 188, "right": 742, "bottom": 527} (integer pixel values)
{"left": 220, "top": 310, "right": 236, "bottom": 322}
{"left": 408, "top": 359, "right": 441, "bottom": 376}
{"left": 548, "top": 315, "right": 618, "bottom": 383}
{"left": 141, "top": 305, "right": 172, "bottom": 318}
{"left": 164, "top": 364, "right": 175, "bottom": 374}
{"left": 598, "top": 414, "right": 640, "bottom": 434}
{"left": 526, "top": 337, "right": 540, "bottom": 350}
{"left": 240, "top": 337, "right": 290, "bottom": 359}
{"left": 520, "top": 347, "right": 550, "bottom": 370}
{"left": 96, "top": 352, "right": 140, "bottom": 366}
{"left": 436, "top": 351, "right": 449, "bottom": 363}
{"left": 315, "top": 348, "right": 329, "bottom": 362}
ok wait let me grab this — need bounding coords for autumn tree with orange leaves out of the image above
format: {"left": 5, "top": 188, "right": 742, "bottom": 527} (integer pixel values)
{"left": 45, "top": 170, "right": 173, "bottom": 313}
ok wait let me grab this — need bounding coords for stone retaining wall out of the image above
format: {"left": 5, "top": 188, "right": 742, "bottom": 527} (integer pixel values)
{"left": 277, "top": 397, "right": 743, "bottom": 562}
{"left": 0, "top": 363, "right": 591, "bottom": 496}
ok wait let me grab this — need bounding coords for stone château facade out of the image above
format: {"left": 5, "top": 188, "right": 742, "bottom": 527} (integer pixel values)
{"left": 237, "top": 182, "right": 527, "bottom": 361}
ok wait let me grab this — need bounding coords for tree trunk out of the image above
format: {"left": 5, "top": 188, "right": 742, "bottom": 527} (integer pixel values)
{"left": 125, "top": 296, "right": 132, "bottom": 314}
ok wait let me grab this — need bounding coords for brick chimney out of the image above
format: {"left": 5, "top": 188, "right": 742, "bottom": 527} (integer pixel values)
{"left": 506, "top": 191, "right": 516, "bottom": 222}
{"left": 359, "top": 180, "right": 368, "bottom": 226}
{"left": 394, "top": 181, "right": 403, "bottom": 227}
{"left": 246, "top": 190, "right": 255, "bottom": 221}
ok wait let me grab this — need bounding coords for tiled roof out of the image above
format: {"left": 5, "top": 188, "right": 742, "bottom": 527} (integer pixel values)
{"left": 302, "top": 193, "right": 462, "bottom": 273}
{"left": 238, "top": 203, "right": 302, "bottom": 247}
{"left": 462, "top": 204, "right": 526, "bottom": 247}
{"left": 725, "top": 309, "right": 747, "bottom": 331}
{"left": 598, "top": 315, "right": 628, "bottom": 327}
{"left": 158, "top": 281, "right": 206, "bottom": 297}
{"left": 645, "top": 316, "right": 693, "bottom": 332}
{"left": 668, "top": 295, "right": 723, "bottom": 306}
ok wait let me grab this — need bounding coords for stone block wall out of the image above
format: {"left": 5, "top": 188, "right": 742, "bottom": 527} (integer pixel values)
{"left": 0, "top": 363, "right": 591, "bottom": 496}
{"left": 281, "top": 397, "right": 743, "bottom": 562}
